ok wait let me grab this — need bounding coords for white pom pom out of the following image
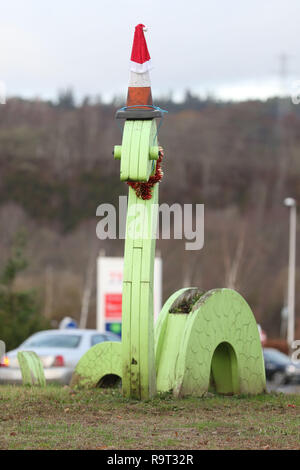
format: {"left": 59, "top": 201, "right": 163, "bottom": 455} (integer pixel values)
{"left": 143, "top": 26, "right": 148, "bottom": 32}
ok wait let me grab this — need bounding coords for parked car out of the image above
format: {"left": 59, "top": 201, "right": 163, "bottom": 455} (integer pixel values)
{"left": 263, "top": 347, "right": 300, "bottom": 386}
{"left": 0, "top": 329, "right": 120, "bottom": 385}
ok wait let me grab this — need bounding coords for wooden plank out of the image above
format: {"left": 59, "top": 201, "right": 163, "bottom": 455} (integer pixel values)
{"left": 122, "top": 187, "right": 137, "bottom": 397}
{"left": 141, "top": 185, "right": 158, "bottom": 282}
{"left": 150, "top": 119, "right": 158, "bottom": 146}
{"left": 139, "top": 281, "right": 156, "bottom": 399}
{"left": 130, "top": 247, "right": 142, "bottom": 398}
{"left": 123, "top": 187, "right": 138, "bottom": 281}
{"left": 120, "top": 121, "right": 133, "bottom": 181}
{"left": 129, "top": 120, "right": 143, "bottom": 181}
{"left": 121, "top": 281, "right": 132, "bottom": 397}
{"left": 133, "top": 197, "right": 146, "bottom": 248}
{"left": 138, "top": 120, "right": 152, "bottom": 181}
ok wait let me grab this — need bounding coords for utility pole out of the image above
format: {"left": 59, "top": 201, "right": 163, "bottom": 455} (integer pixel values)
{"left": 277, "top": 52, "right": 293, "bottom": 116}
{"left": 278, "top": 53, "right": 289, "bottom": 96}
{"left": 284, "top": 197, "right": 297, "bottom": 349}
{"left": 273, "top": 54, "right": 292, "bottom": 206}
{"left": 79, "top": 244, "right": 98, "bottom": 329}
{"left": 44, "top": 265, "right": 54, "bottom": 318}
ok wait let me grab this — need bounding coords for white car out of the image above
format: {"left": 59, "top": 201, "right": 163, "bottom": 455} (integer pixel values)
{"left": 0, "top": 329, "right": 120, "bottom": 385}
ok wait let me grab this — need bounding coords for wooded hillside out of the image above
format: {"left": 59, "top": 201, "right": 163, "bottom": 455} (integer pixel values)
{"left": 0, "top": 93, "right": 299, "bottom": 338}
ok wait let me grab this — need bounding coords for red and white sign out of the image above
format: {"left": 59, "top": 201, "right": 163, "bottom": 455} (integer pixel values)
{"left": 97, "top": 256, "right": 162, "bottom": 332}
{"left": 105, "top": 293, "right": 122, "bottom": 319}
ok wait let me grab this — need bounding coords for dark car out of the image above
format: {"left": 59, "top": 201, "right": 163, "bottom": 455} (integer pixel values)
{"left": 263, "top": 348, "right": 300, "bottom": 386}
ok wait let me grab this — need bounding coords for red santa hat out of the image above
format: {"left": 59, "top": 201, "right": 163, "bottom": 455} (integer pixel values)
{"left": 127, "top": 24, "right": 153, "bottom": 108}
{"left": 130, "top": 24, "right": 152, "bottom": 73}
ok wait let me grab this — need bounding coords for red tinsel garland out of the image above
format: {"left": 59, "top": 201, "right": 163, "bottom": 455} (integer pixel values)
{"left": 127, "top": 146, "right": 164, "bottom": 200}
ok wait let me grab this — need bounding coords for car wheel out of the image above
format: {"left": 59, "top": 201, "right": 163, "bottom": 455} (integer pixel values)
{"left": 272, "top": 371, "right": 285, "bottom": 386}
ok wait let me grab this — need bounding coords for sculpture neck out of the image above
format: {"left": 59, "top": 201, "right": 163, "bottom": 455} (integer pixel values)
{"left": 121, "top": 184, "right": 158, "bottom": 399}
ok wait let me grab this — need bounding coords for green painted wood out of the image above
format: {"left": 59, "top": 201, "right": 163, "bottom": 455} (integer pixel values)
{"left": 122, "top": 189, "right": 157, "bottom": 399}
{"left": 155, "top": 288, "right": 266, "bottom": 397}
{"left": 119, "top": 119, "right": 158, "bottom": 182}
{"left": 138, "top": 185, "right": 157, "bottom": 399}
{"left": 210, "top": 342, "right": 239, "bottom": 394}
{"left": 121, "top": 281, "right": 132, "bottom": 397}
{"left": 123, "top": 187, "right": 137, "bottom": 281}
{"left": 154, "top": 287, "right": 191, "bottom": 374}
{"left": 120, "top": 126, "right": 159, "bottom": 398}
{"left": 17, "top": 351, "right": 46, "bottom": 387}
{"left": 139, "top": 121, "right": 154, "bottom": 180}
{"left": 130, "top": 247, "right": 142, "bottom": 398}
{"left": 141, "top": 185, "right": 158, "bottom": 282}
{"left": 130, "top": 120, "right": 143, "bottom": 180}
{"left": 74, "top": 102, "right": 267, "bottom": 401}
{"left": 114, "top": 145, "right": 122, "bottom": 160}
{"left": 133, "top": 197, "right": 145, "bottom": 248}
{"left": 120, "top": 121, "right": 133, "bottom": 181}
{"left": 139, "top": 281, "right": 156, "bottom": 399}
{"left": 122, "top": 186, "right": 138, "bottom": 398}
{"left": 157, "top": 314, "right": 187, "bottom": 392}
{"left": 149, "top": 146, "right": 159, "bottom": 160}
{"left": 70, "top": 342, "right": 122, "bottom": 388}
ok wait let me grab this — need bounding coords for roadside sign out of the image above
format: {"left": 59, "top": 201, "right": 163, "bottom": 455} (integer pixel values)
{"left": 97, "top": 256, "right": 162, "bottom": 336}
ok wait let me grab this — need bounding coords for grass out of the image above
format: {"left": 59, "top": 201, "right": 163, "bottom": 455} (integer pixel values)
{"left": 0, "top": 385, "right": 299, "bottom": 450}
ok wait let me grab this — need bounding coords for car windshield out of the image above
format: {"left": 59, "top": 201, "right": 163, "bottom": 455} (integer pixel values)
{"left": 23, "top": 334, "right": 81, "bottom": 349}
{"left": 264, "top": 349, "right": 291, "bottom": 365}
{"left": 91, "top": 334, "right": 106, "bottom": 346}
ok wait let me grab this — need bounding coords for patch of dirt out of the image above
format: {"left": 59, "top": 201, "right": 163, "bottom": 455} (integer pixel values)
{"left": 169, "top": 288, "right": 204, "bottom": 314}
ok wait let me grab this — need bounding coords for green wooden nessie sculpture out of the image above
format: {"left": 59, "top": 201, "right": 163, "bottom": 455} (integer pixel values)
{"left": 71, "top": 25, "right": 266, "bottom": 399}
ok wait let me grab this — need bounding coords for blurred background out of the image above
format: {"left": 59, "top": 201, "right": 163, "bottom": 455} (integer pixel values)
{"left": 0, "top": 0, "right": 299, "bottom": 353}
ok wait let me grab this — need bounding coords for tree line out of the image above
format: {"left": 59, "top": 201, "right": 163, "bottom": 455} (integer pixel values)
{"left": 0, "top": 93, "right": 299, "bottom": 344}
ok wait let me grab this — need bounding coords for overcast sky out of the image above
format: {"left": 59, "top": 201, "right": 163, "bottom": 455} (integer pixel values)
{"left": 0, "top": 0, "right": 299, "bottom": 102}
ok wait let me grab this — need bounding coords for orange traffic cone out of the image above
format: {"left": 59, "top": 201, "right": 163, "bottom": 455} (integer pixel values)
{"left": 127, "top": 24, "right": 153, "bottom": 108}
{"left": 116, "top": 24, "right": 163, "bottom": 120}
